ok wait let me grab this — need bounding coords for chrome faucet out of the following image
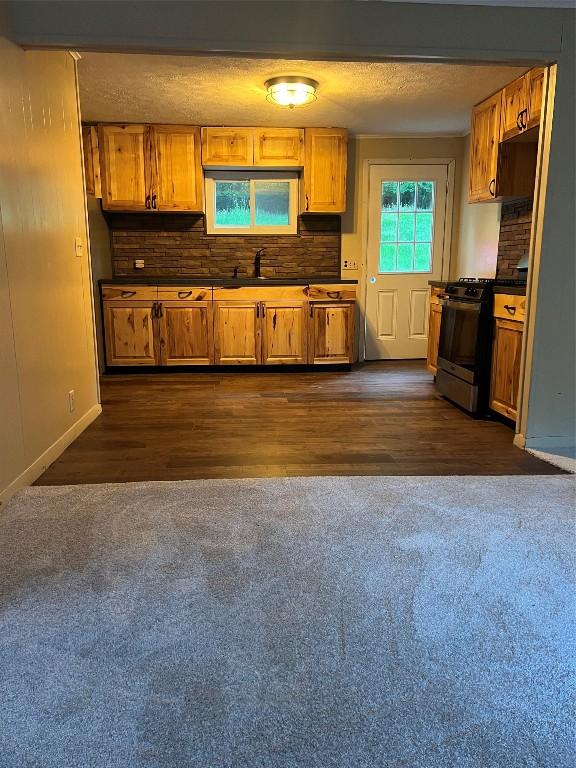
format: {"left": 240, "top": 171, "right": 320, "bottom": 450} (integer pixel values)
{"left": 254, "top": 248, "right": 265, "bottom": 278}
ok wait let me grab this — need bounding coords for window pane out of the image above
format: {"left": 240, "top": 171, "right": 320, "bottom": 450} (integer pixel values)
{"left": 215, "top": 181, "right": 250, "bottom": 227}
{"left": 397, "top": 244, "right": 414, "bottom": 271}
{"left": 399, "top": 182, "right": 416, "bottom": 211}
{"left": 417, "top": 182, "right": 434, "bottom": 211}
{"left": 415, "top": 212, "right": 433, "bottom": 241}
{"left": 398, "top": 213, "right": 415, "bottom": 242}
{"left": 381, "top": 212, "right": 397, "bottom": 242}
{"left": 379, "top": 244, "right": 396, "bottom": 272}
{"left": 414, "top": 243, "right": 432, "bottom": 272}
{"left": 381, "top": 182, "right": 398, "bottom": 210}
{"left": 255, "top": 181, "right": 290, "bottom": 226}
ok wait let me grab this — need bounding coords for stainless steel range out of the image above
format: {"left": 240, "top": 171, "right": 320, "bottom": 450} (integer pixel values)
{"left": 436, "top": 278, "right": 526, "bottom": 416}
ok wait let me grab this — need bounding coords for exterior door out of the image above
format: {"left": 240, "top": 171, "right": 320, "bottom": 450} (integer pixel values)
{"left": 213, "top": 301, "right": 260, "bottom": 365}
{"left": 261, "top": 301, "right": 308, "bottom": 365}
{"left": 365, "top": 163, "right": 449, "bottom": 360}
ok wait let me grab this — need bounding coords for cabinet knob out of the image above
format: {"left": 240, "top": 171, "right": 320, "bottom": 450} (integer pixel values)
{"left": 145, "top": 195, "right": 151, "bottom": 209}
{"left": 503, "top": 304, "right": 517, "bottom": 315}
{"left": 121, "top": 290, "right": 136, "bottom": 298}
{"left": 489, "top": 179, "right": 496, "bottom": 197}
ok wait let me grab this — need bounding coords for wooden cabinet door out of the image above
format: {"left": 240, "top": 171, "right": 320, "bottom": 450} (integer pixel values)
{"left": 261, "top": 301, "right": 308, "bottom": 365}
{"left": 302, "top": 128, "right": 347, "bottom": 213}
{"left": 500, "top": 74, "right": 528, "bottom": 141}
{"left": 490, "top": 317, "right": 523, "bottom": 421}
{"left": 426, "top": 302, "right": 442, "bottom": 375}
{"left": 99, "top": 124, "right": 151, "bottom": 211}
{"left": 527, "top": 68, "right": 545, "bottom": 130}
{"left": 253, "top": 128, "right": 304, "bottom": 167}
{"left": 468, "top": 93, "right": 501, "bottom": 202}
{"left": 213, "top": 301, "right": 260, "bottom": 365}
{"left": 81, "top": 124, "right": 101, "bottom": 198}
{"left": 201, "top": 127, "right": 254, "bottom": 166}
{"left": 158, "top": 301, "right": 213, "bottom": 365}
{"left": 309, "top": 302, "right": 354, "bottom": 364}
{"left": 151, "top": 125, "right": 203, "bottom": 212}
{"left": 103, "top": 301, "right": 159, "bottom": 366}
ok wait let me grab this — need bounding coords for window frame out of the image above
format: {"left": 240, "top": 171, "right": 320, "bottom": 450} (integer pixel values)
{"left": 205, "top": 171, "right": 299, "bottom": 236}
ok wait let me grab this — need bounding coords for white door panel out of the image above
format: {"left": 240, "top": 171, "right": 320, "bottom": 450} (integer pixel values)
{"left": 365, "top": 164, "right": 449, "bottom": 360}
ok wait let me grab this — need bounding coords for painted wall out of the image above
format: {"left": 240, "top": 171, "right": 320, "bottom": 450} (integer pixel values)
{"left": 341, "top": 134, "right": 466, "bottom": 282}
{"left": 0, "top": 41, "right": 100, "bottom": 502}
{"left": 455, "top": 134, "right": 501, "bottom": 279}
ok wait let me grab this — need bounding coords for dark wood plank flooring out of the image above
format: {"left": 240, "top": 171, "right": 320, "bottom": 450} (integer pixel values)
{"left": 36, "top": 361, "right": 562, "bottom": 485}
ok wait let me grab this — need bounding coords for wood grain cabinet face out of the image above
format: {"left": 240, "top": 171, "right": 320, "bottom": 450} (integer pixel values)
{"left": 426, "top": 302, "right": 442, "bottom": 375}
{"left": 99, "top": 124, "right": 151, "bottom": 211}
{"left": 302, "top": 128, "right": 348, "bottom": 213}
{"left": 500, "top": 75, "right": 529, "bottom": 141}
{"left": 201, "top": 128, "right": 254, "bottom": 167}
{"left": 158, "top": 302, "right": 214, "bottom": 365}
{"left": 253, "top": 128, "right": 304, "bottom": 167}
{"left": 261, "top": 302, "right": 308, "bottom": 365}
{"left": 468, "top": 93, "right": 501, "bottom": 202}
{"left": 82, "top": 125, "right": 101, "bottom": 198}
{"left": 490, "top": 317, "right": 523, "bottom": 422}
{"left": 527, "top": 68, "right": 545, "bottom": 129}
{"left": 309, "top": 302, "right": 355, "bottom": 364}
{"left": 152, "top": 126, "right": 203, "bottom": 212}
{"left": 104, "top": 302, "right": 159, "bottom": 366}
{"left": 213, "top": 301, "right": 261, "bottom": 365}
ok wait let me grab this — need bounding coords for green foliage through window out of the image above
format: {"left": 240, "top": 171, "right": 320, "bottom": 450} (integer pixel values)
{"left": 379, "top": 180, "right": 435, "bottom": 273}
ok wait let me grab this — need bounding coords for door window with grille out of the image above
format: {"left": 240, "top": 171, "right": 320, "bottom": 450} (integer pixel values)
{"left": 379, "top": 181, "right": 435, "bottom": 273}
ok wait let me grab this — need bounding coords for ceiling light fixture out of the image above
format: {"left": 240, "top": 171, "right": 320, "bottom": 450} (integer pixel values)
{"left": 265, "top": 76, "right": 318, "bottom": 109}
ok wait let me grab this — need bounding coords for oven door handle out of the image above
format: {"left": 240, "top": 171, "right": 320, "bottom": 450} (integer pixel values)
{"left": 441, "top": 299, "right": 482, "bottom": 312}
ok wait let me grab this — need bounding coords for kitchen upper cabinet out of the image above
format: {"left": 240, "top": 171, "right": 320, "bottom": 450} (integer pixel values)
{"left": 426, "top": 288, "right": 444, "bottom": 375}
{"left": 526, "top": 68, "right": 545, "bottom": 130}
{"left": 309, "top": 302, "right": 354, "bottom": 364}
{"left": 152, "top": 126, "right": 203, "bottom": 212}
{"left": 103, "top": 301, "right": 159, "bottom": 366}
{"left": 81, "top": 124, "right": 101, "bottom": 198}
{"left": 99, "top": 124, "right": 151, "bottom": 211}
{"left": 468, "top": 93, "right": 501, "bottom": 202}
{"left": 201, "top": 127, "right": 254, "bottom": 167}
{"left": 213, "top": 301, "right": 261, "bottom": 365}
{"left": 261, "top": 301, "right": 308, "bottom": 365}
{"left": 500, "top": 75, "right": 529, "bottom": 141}
{"left": 253, "top": 128, "right": 304, "bottom": 167}
{"left": 301, "top": 128, "right": 348, "bottom": 213}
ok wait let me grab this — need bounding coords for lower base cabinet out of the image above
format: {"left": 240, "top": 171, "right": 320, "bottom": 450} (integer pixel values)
{"left": 490, "top": 317, "right": 523, "bottom": 421}
{"left": 309, "top": 302, "right": 354, "bottom": 364}
{"left": 102, "top": 284, "right": 356, "bottom": 368}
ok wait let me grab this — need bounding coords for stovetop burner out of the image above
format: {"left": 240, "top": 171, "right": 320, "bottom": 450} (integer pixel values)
{"left": 457, "top": 277, "right": 527, "bottom": 286}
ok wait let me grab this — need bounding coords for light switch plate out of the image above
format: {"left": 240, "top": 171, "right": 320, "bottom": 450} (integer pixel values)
{"left": 342, "top": 258, "right": 359, "bottom": 270}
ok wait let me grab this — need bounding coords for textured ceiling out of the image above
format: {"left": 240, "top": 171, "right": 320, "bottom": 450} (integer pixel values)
{"left": 78, "top": 54, "right": 527, "bottom": 136}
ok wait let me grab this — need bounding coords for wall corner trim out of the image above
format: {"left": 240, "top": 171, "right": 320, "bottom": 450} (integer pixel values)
{"left": 513, "top": 432, "right": 526, "bottom": 450}
{"left": 0, "top": 404, "right": 102, "bottom": 507}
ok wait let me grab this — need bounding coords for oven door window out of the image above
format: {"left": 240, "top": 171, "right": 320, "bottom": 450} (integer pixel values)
{"left": 438, "top": 302, "right": 481, "bottom": 371}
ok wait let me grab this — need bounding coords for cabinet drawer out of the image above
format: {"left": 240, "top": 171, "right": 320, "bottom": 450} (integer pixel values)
{"left": 157, "top": 287, "right": 212, "bottom": 302}
{"left": 212, "top": 286, "right": 308, "bottom": 302}
{"left": 493, "top": 293, "right": 526, "bottom": 323}
{"left": 101, "top": 285, "right": 157, "bottom": 301}
{"left": 306, "top": 284, "right": 356, "bottom": 302}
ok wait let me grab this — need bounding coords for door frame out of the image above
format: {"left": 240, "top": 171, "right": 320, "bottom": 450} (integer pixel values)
{"left": 359, "top": 157, "right": 455, "bottom": 361}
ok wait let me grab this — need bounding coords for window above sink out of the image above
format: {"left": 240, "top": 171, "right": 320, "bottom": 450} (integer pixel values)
{"left": 205, "top": 171, "right": 299, "bottom": 236}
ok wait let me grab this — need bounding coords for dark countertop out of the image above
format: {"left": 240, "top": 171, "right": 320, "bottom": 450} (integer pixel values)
{"left": 493, "top": 284, "right": 527, "bottom": 296}
{"left": 100, "top": 277, "right": 358, "bottom": 287}
{"left": 428, "top": 280, "right": 448, "bottom": 288}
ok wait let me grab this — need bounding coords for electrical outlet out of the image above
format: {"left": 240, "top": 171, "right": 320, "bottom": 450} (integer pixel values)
{"left": 74, "top": 237, "right": 83, "bottom": 258}
{"left": 342, "top": 258, "right": 359, "bottom": 270}
{"left": 68, "top": 390, "right": 75, "bottom": 413}
{"left": 134, "top": 259, "right": 145, "bottom": 269}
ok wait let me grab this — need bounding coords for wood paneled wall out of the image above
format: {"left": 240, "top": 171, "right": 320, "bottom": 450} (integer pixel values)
{"left": 108, "top": 214, "right": 341, "bottom": 279}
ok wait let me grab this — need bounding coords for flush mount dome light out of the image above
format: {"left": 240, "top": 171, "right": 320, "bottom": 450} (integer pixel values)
{"left": 265, "top": 76, "right": 318, "bottom": 108}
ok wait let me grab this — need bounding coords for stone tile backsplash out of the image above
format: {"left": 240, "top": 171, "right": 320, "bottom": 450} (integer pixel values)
{"left": 497, "top": 198, "right": 533, "bottom": 279}
{"left": 109, "top": 214, "right": 341, "bottom": 279}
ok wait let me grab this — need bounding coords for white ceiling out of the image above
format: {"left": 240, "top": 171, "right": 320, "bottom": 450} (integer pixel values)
{"left": 78, "top": 54, "right": 528, "bottom": 136}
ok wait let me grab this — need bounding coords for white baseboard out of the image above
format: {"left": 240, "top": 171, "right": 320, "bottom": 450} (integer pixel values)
{"left": 513, "top": 433, "right": 526, "bottom": 449}
{"left": 0, "top": 403, "right": 102, "bottom": 506}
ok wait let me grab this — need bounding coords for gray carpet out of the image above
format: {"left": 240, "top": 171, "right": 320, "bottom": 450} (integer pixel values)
{"left": 0, "top": 476, "right": 574, "bottom": 768}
